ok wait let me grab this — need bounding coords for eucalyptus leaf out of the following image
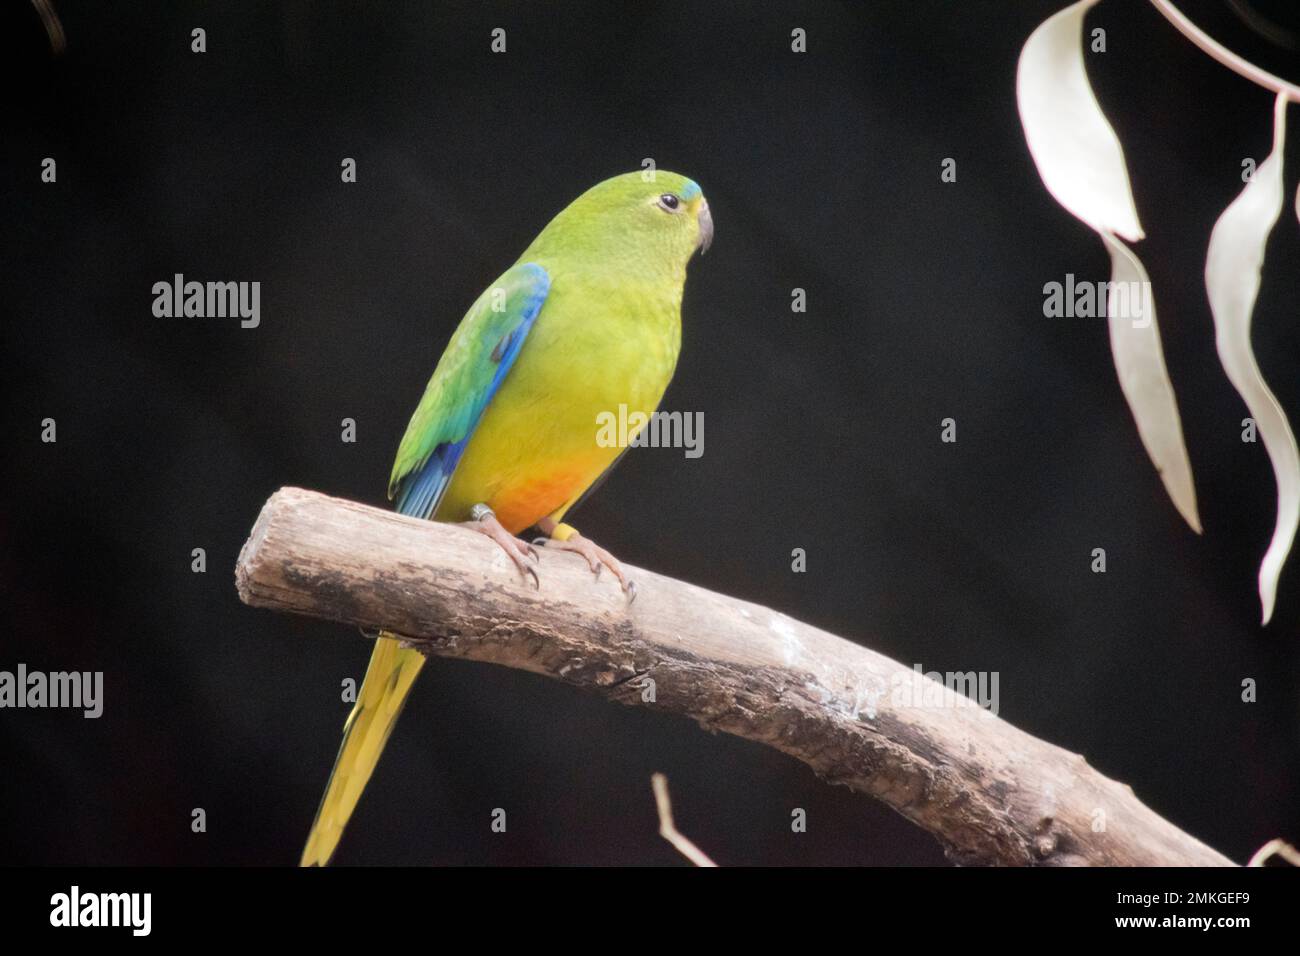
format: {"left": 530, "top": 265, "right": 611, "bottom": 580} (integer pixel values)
{"left": 1018, "top": 0, "right": 1200, "bottom": 533}
{"left": 1205, "top": 93, "right": 1299, "bottom": 624}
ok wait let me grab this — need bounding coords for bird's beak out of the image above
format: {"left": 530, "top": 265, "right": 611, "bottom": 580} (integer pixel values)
{"left": 695, "top": 198, "right": 713, "bottom": 255}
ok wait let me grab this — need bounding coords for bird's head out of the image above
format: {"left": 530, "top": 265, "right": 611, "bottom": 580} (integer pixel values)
{"left": 524, "top": 170, "right": 712, "bottom": 275}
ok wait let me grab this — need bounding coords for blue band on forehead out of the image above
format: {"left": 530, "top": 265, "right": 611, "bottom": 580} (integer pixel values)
{"left": 679, "top": 179, "right": 702, "bottom": 200}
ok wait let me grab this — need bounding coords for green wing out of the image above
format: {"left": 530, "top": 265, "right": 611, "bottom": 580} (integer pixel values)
{"left": 388, "top": 261, "right": 551, "bottom": 519}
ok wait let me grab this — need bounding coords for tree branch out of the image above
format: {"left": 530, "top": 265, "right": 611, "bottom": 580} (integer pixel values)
{"left": 236, "top": 487, "right": 1234, "bottom": 867}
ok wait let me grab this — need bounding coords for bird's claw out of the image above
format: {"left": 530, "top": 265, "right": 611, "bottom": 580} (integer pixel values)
{"left": 537, "top": 531, "right": 633, "bottom": 601}
{"left": 462, "top": 509, "right": 541, "bottom": 589}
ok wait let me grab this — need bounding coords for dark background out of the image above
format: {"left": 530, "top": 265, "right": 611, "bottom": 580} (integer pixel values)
{"left": 3, "top": 0, "right": 1299, "bottom": 866}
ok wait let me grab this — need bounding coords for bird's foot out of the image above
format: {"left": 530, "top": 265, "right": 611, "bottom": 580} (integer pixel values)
{"left": 534, "top": 521, "right": 636, "bottom": 603}
{"left": 462, "top": 503, "right": 539, "bottom": 589}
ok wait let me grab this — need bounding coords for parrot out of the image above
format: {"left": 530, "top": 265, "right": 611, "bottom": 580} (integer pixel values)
{"left": 299, "top": 170, "right": 712, "bottom": 866}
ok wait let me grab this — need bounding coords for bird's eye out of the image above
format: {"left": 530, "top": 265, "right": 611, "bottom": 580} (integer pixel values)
{"left": 657, "top": 193, "right": 681, "bottom": 212}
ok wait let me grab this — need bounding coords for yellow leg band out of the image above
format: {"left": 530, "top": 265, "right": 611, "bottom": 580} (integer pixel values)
{"left": 551, "top": 522, "right": 580, "bottom": 543}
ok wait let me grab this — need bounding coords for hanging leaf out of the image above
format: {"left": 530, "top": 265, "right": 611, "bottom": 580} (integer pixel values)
{"left": 1205, "top": 93, "right": 1299, "bottom": 624}
{"left": 1102, "top": 234, "right": 1201, "bottom": 533}
{"left": 1017, "top": 0, "right": 1200, "bottom": 533}
{"left": 1017, "top": 0, "right": 1142, "bottom": 240}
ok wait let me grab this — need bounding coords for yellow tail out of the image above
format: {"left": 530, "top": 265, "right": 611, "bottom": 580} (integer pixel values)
{"left": 300, "top": 635, "right": 426, "bottom": 866}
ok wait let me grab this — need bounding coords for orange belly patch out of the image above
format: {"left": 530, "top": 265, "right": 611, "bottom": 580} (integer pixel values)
{"left": 490, "top": 466, "right": 590, "bottom": 534}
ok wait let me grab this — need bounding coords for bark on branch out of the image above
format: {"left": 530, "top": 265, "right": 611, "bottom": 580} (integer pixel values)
{"left": 235, "top": 487, "right": 1234, "bottom": 867}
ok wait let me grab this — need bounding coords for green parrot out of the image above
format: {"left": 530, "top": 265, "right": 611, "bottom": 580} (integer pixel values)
{"left": 300, "top": 170, "right": 712, "bottom": 865}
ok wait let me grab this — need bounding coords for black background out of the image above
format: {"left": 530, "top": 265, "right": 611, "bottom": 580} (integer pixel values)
{"left": 3, "top": 0, "right": 1299, "bottom": 866}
